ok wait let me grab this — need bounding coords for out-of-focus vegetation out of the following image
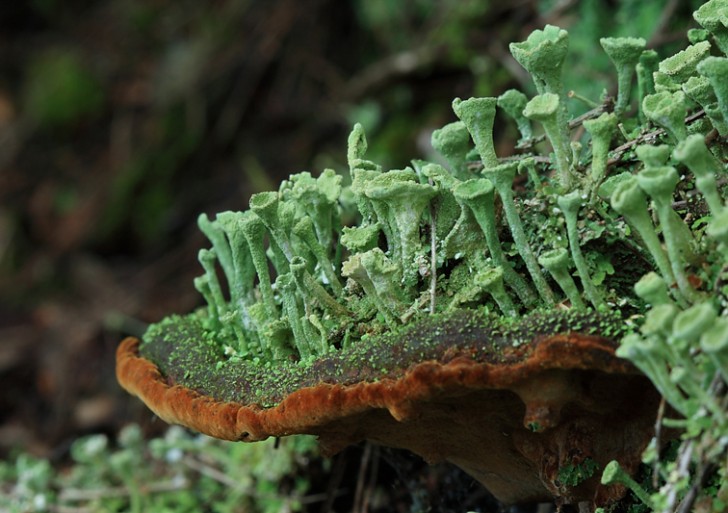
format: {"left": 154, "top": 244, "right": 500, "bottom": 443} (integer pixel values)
{"left": 1, "top": 426, "right": 319, "bottom": 513}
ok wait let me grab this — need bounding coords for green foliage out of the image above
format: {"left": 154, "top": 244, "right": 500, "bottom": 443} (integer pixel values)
{"left": 23, "top": 49, "right": 104, "bottom": 129}
{"left": 0, "top": 425, "right": 318, "bottom": 513}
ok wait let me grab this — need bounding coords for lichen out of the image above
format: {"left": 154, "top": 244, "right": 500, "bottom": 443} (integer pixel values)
{"left": 143, "top": 16, "right": 728, "bottom": 374}
{"left": 600, "top": 37, "right": 645, "bottom": 116}
{"left": 138, "top": 6, "right": 728, "bottom": 509}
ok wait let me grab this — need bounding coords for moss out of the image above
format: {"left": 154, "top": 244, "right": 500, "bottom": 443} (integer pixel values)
{"left": 140, "top": 307, "right": 625, "bottom": 407}
{"left": 557, "top": 458, "right": 599, "bottom": 487}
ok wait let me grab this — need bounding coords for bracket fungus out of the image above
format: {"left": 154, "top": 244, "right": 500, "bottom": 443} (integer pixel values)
{"left": 118, "top": 7, "right": 728, "bottom": 511}
{"left": 118, "top": 312, "right": 659, "bottom": 506}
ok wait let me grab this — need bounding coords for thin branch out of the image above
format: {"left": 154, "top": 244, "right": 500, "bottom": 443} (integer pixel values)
{"left": 662, "top": 439, "right": 695, "bottom": 513}
{"left": 320, "top": 452, "right": 349, "bottom": 513}
{"left": 182, "top": 455, "right": 239, "bottom": 488}
{"left": 343, "top": 46, "right": 442, "bottom": 100}
{"left": 646, "top": 0, "right": 681, "bottom": 48}
{"left": 607, "top": 110, "right": 708, "bottom": 166}
{"left": 353, "top": 443, "right": 373, "bottom": 513}
{"left": 59, "top": 478, "right": 189, "bottom": 502}
{"left": 652, "top": 396, "right": 666, "bottom": 489}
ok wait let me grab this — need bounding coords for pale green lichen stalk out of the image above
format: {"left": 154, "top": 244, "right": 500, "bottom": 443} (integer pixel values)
{"left": 523, "top": 93, "right": 574, "bottom": 190}
{"left": 600, "top": 37, "right": 646, "bottom": 116}
{"left": 582, "top": 112, "right": 618, "bottom": 199}
{"left": 637, "top": 49, "right": 660, "bottom": 112}
{"left": 497, "top": 89, "right": 533, "bottom": 144}
{"left": 509, "top": 24, "right": 569, "bottom": 100}
{"left": 144, "top": 6, "right": 728, "bottom": 511}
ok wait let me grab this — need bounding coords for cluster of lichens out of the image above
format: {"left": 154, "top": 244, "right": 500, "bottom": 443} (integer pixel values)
{"left": 144, "top": 0, "right": 728, "bottom": 510}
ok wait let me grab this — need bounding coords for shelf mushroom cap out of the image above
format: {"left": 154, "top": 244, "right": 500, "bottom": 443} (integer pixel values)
{"left": 117, "top": 310, "right": 659, "bottom": 506}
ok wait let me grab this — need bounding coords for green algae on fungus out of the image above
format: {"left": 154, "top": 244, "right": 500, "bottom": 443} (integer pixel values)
{"left": 139, "top": 307, "right": 628, "bottom": 408}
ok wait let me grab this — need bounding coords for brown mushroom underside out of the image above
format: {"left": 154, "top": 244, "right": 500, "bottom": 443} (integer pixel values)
{"left": 117, "top": 334, "right": 660, "bottom": 506}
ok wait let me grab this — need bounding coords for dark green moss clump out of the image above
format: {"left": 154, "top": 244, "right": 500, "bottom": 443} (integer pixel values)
{"left": 557, "top": 458, "right": 600, "bottom": 487}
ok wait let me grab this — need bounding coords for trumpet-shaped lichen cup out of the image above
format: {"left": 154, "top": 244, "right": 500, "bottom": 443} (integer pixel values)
{"left": 118, "top": 5, "right": 728, "bottom": 510}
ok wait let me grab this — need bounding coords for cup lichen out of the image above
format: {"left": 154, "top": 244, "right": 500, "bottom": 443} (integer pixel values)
{"left": 430, "top": 121, "right": 472, "bottom": 179}
{"left": 642, "top": 91, "right": 689, "bottom": 142}
{"left": 636, "top": 49, "right": 660, "bottom": 124}
{"left": 694, "top": 0, "right": 728, "bottom": 55}
{"left": 697, "top": 56, "right": 728, "bottom": 129}
{"left": 452, "top": 178, "right": 537, "bottom": 306}
{"left": 523, "top": 93, "right": 574, "bottom": 190}
{"left": 537, "top": 248, "right": 584, "bottom": 308}
{"left": 582, "top": 112, "right": 618, "bottom": 198}
{"left": 655, "top": 41, "right": 711, "bottom": 92}
{"left": 509, "top": 24, "right": 569, "bottom": 99}
{"left": 556, "top": 190, "right": 604, "bottom": 308}
{"left": 497, "top": 88, "right": 533, "bottom": 144}
{"left": 479, "top": 161, "right": 555, "bottom": 306}
{"left": 635, "top": 166, "right": 700, "bottom": 302}
{"left": 599, "top": 37, "right": 646, "bottom": 115}
{"left": 129, "top": 7, "right": 728, "bottom": 511}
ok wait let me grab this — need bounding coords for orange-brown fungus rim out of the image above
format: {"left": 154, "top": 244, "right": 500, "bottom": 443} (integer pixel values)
{"left": 116, "top": 333, "right": 636, "bottom": 442}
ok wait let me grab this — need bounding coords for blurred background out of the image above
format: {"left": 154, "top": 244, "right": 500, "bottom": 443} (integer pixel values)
{"left": 0, "top": 0, "right": 702, "bottom": 510}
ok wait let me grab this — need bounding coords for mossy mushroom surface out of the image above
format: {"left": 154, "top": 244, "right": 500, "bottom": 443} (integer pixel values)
{"left": 118, "top": 309, "right": 657, "bottom": 506}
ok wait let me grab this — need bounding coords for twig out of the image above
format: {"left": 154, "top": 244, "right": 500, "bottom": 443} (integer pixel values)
{"left": 646, "top": 0, "right": 681, "bottom": 48}
{"left": 607, "top": 110, "right": 708, "bottom": 166}
{"left": 362, "top": 445, "right": 380, "bottom": 513}
{"left": 184, "top": 453, "right": 332, "bottom": 507}
{"left": 320, "top": 453, "right": 348, "bottom": 513}
{"left": 59, "top": 478, "right": 189, "bottom": 502}
{"left": 182, "top": 455, "right": 240, "bottom": 488}
{"left": 343, "top": 46, "right": 442, "bottom": 100}
{"left": 652, "top": 396, "right": 666, "bottom": 489}
{"left": 673, "top": 375, "right": 728, "bottom": 512}
{"left": 662, "top": 439, "right": 694, "bottom": 512}
{"left": 353, "top": 442, "right": 373, "bottom": 513}
{"left": 676, "top": 461, "right": 715, "bottom": 513}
